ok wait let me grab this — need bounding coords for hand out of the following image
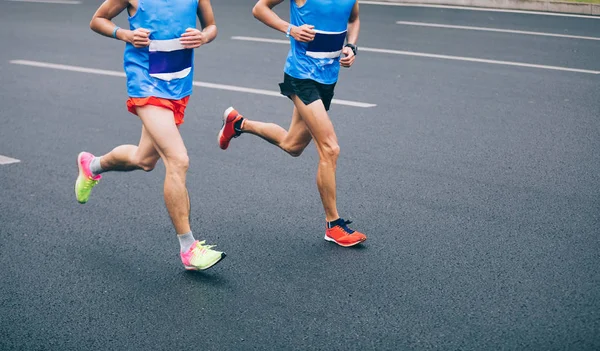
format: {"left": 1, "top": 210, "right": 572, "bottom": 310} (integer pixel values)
{"left": 180, "top": 28, "right": 205, "bottom": 49}
{"left": 128, "top": 28, "right": 151, "bottom": 48}
{"left": 340, "top": 46, "right": 355, "bottom": 68}
{"left": 290, "top": 24, "right": 316, "bottom": 43}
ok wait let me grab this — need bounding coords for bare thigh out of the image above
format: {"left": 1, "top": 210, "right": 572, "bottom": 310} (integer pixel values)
{"left": 135, "top": 105, "right": 187, "bottom": 163}
{"left": 291, "top": 96, "right": 337, "bottom": 150}
{"left": 282, "top": 105, "right": 313, "bottom": 152}
{"left": 135, "top": 125, "right": 161, "bottom": 167}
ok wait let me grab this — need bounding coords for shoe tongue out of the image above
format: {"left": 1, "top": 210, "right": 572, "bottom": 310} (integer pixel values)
{"left": 328, "top": 218, "right": 355, "bottom": 234}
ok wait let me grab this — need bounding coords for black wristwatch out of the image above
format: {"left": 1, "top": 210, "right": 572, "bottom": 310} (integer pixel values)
{"left": 345, "top": 43, "right": 358, "bottom": 56}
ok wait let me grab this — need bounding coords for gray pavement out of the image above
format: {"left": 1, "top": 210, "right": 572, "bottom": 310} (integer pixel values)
{"left": 1, "top": 1, "right": 599, "bottom": 350}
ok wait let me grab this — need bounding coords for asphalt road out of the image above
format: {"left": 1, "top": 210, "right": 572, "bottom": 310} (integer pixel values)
{"left": 1, "top": 1, "right": 599, "bottom": 350}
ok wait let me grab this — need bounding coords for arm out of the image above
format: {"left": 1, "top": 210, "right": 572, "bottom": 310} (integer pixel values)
{"left": 346, "top": 1, "right": 360, "bottom": 46}
{"left": 340, "top": 1, "right": 359, "bottom": 68}
{"left": 90, "top": 0, "right": 150, "bottom": 47}
{"left": 180, "top": 0, "right": 217, "bottom": 48}
{"left": 252, "top": 0, "right": 315, "bottom": 42}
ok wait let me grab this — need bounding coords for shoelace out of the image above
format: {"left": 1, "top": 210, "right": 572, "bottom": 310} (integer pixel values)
{"left": 83, "top": 178, "right": 99, "bottom": 190}
{"left": 338, "top": 219, "right": 356, "bottom": 234}
{"left": 194, "top": 240, "right": 217, "bottom": 255}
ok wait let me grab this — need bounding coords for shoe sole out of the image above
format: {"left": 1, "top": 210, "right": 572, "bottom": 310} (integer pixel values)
{"left": 217, "top": 107, "right": 236, "bottom": 150}
{"left": 75, "top": 152, "right": 88, "bottom": 204}
{"left": 184, "top": 252, "right": 227, "bottom": 271}
{"left": 324, "top": 235, "right": 366, "bottom": 247}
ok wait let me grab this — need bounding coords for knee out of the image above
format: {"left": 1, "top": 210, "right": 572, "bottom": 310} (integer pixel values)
{"left": 138, "top": 158, "right": 158, "bottom": 172}
{"left": 131, "top": 155, "right": 158, "bottom": 172}
{"left": 165, "top": 153, "right": 189, "bottom": 173}
{"left": 285, "top": 146, "right": 305, "bottom": 158}
{"left": 320, "top": 141, "right": 340, "bottom": 161}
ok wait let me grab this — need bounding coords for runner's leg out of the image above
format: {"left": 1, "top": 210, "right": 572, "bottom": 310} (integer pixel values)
{"left": 136, "top": 105, "right": 191, "bottom": 234}
{"left": 241, "top": 107, "right": 312, "bottom": 157}
{"left": 97, "top": 125, "right": 161, "bottom": 172}
{"left": 290, "top": 96, "right": 340, "bottom": 222}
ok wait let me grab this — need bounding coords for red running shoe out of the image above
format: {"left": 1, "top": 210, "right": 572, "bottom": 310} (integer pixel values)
{"left": 324, "top": 219, "right": 367, "bottom": 247}
{"left": 218, "top": 107, "right": 244, "bottom": 150}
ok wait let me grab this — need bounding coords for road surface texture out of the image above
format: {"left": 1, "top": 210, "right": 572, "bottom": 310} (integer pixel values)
{"left": 1, "top": 1, "right": 599, "bottom": 350}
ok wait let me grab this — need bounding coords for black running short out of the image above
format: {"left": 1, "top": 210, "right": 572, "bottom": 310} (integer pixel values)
{"left": 279, "top": 73, "right": 336, "bottom": 111}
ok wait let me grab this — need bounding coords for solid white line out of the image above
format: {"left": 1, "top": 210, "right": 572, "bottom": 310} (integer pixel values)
{"left": 396, "top": 21, "right": 600, "bottom": 41}
{"left": 231, "top": 36, "right": 600, "bottom": 75}
{"left": 0, "top": 155, "right": 20, "bottom": 165}
{"left": 10, "top": 60, "right": 127, "bottom": 77}
{"left": 361, "top": 1, "right": 600, "bottom": 19}
{"left": 232, "top": 37, "right": 289, "bottom": 45}
{"left": 5, "top": 0, "right": 80, "bottom": 4}
{"left": 8, "top": 60, "right": 376, "bottom": 108}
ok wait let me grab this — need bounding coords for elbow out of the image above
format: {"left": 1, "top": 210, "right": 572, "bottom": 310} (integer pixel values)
{"left": 89, "top": 17, "right": 99, "bottom": 32}
{"left": 251, "top": 4, "right": 260, "bottom": 19}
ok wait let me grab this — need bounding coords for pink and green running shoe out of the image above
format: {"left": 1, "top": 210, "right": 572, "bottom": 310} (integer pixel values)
{"left": 180, "top": 240, "right": 226, "bottom": 271}
{"left": 75, "top": 152, "right": 101, "bottom": 204}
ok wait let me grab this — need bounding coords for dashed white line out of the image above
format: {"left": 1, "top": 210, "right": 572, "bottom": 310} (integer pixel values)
{"left": 360, "top": 1, "right": 600, "bottom": 19}
{"left": 0, "top": 155, "right": 20, "bottom": 165}
{"left": 396, "top": 21, "right": 600, "bottom": 41}
{"left": 9, "top": 60, "right": 377, "bottom": 108}
{"left": 230, "top": 36, "right": 600, "bottom": 75}
{"left": 5, "top": 0, "right": 80, "bottom": 4}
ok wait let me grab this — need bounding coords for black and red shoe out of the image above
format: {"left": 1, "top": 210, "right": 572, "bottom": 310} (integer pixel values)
{"left": 218, "top": 107, "right": 244, "bottom": 150}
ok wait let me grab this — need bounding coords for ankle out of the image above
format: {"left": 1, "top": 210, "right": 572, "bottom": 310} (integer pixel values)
{"left": 178, "top": 231, "right": 196, "bottom": 252}
{"left": 234, "top": 118, "right": 245, "bottom": 134}
{"left": 327, "top": 218, "right": 343, "bottom": 228}
{"left": 90, "top": 156, "right": 105, "bottom": 176}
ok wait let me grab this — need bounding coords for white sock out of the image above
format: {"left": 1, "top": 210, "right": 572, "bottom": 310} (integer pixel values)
{"left": 178, "top": 231, "right": 196, "bottom": 252}
{"left": 90, "top": 157, "right": 104, "bottom": 176}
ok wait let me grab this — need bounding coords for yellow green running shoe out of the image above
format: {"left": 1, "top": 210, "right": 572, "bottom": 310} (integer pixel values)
{"left": 180, "top": 240, "right": 226, "bottom": 270}
{"left": 75, "top": 152, "right": 101, "bottom": 204}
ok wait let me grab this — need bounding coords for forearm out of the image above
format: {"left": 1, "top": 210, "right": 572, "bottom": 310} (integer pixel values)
{"left": 201, "top": 24, "right": 217, "bottom": 44}
{"left": 90, "top": 18, "right": 131, "bottom": 43}
{"left": 252, "top": 3, "right": 289, "bottom": 34}
{"left": 346, "top": 18, "right": 359, "bottom": 45}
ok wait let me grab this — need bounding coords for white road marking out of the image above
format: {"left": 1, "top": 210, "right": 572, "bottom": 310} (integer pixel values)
{"left": 361, "top": 1, "right": 600, "bottom": 19}
{"left": 396, "top": 21, "right": 600, "bottom": 41}
{"left": 5, "top": 0, "right": 80, "bottom": 4}
{"left": 230, "top": 36, "right": 600, "bottom": 75}
{"left": 8, "top": 60, "right": 377, "bottom": 108}
{"left": 0, "top": 155, "right": 20, "bottom": 165}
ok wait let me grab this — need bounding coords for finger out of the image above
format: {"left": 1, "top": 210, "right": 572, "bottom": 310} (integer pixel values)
{"left": 180, "top": 38, "right": 201, "bottom": 44}
{"left": 181, "top": 31, "right": 199, "bottom": 37}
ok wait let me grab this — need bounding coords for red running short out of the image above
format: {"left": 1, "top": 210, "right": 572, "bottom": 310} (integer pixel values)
{"left": 126, "top": 96, "right": 190, "bottom": 126}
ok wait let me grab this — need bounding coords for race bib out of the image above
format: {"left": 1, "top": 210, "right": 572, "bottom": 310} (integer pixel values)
{"left": 148, "top": 39, "right": 193, "bottom": 81}
{"left": 306, "top": 30, "right": 347, "bottom": 59}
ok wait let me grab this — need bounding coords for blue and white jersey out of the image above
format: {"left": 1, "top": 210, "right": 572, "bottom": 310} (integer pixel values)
{"left": 124, "top": 0, "right": 198, "bottom": 99}
{"left": 284, "top": 0, "right": 356, "bottom": 85}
